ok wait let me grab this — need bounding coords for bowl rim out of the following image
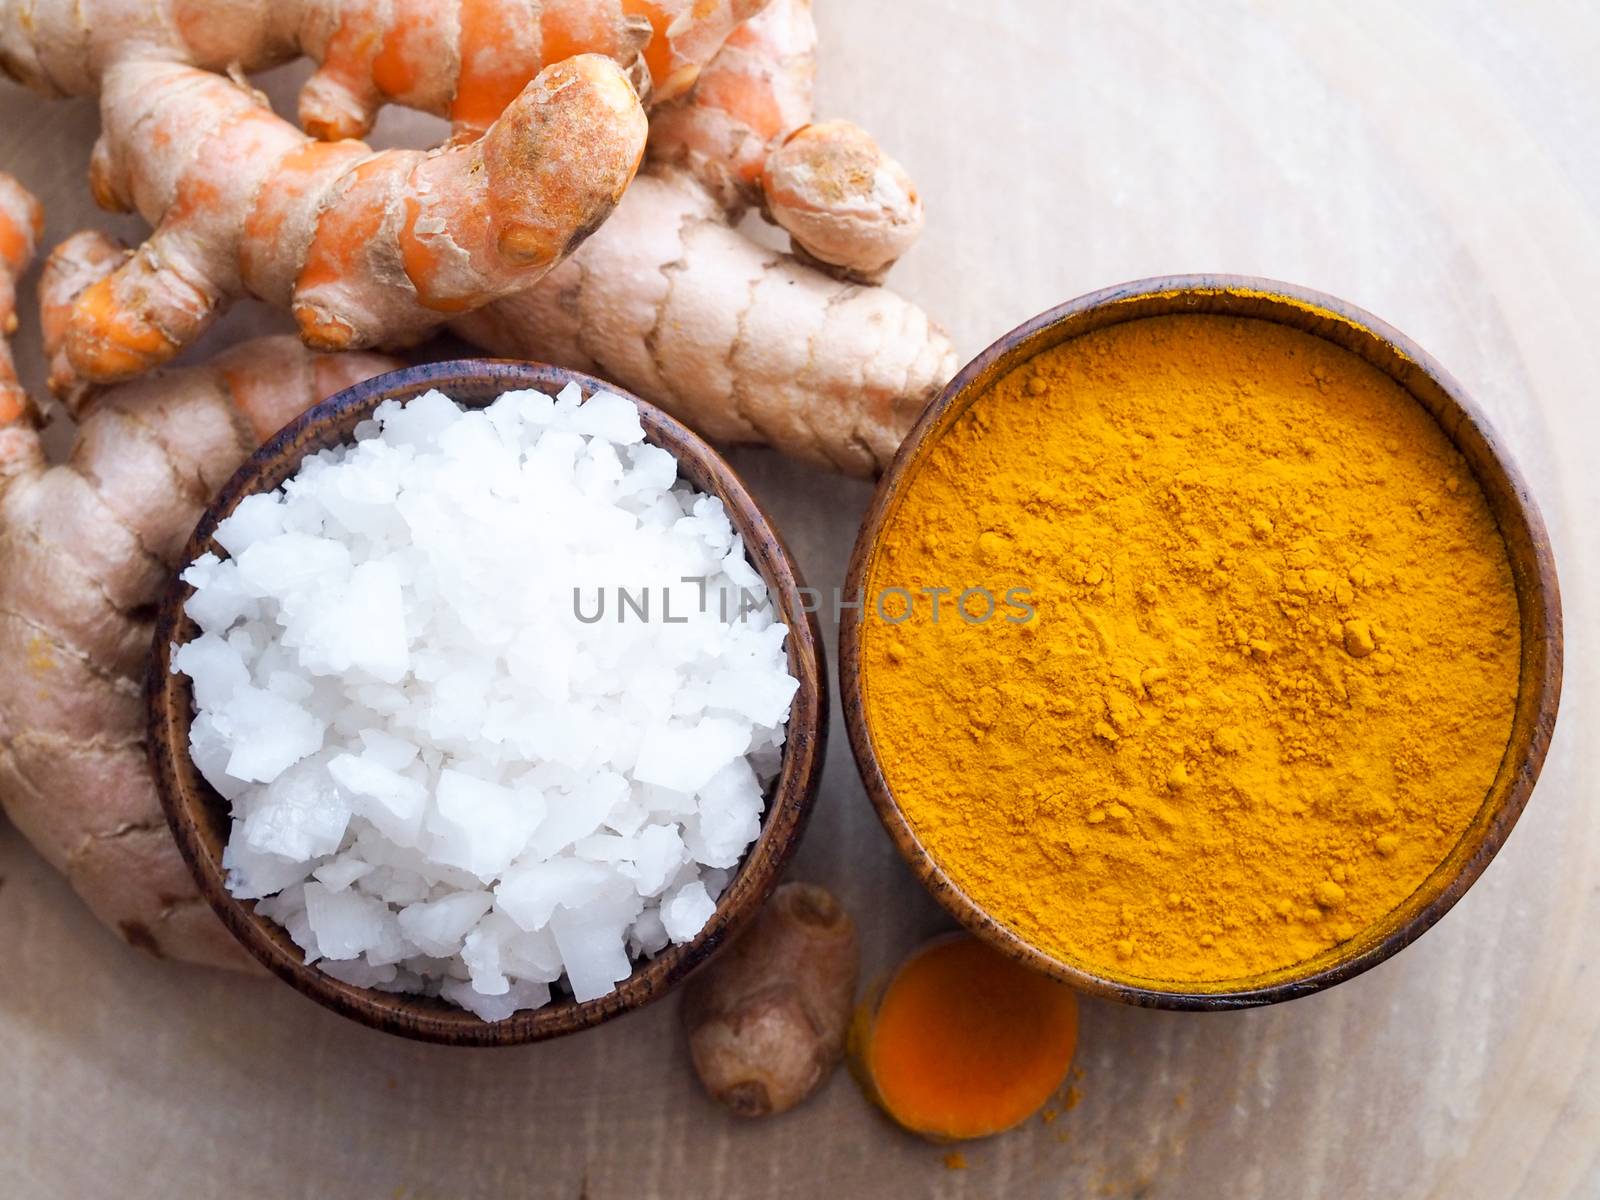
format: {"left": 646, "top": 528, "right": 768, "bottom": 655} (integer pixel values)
{"left": 148, "top": 358, "right": 828, "bottom": 1045}
{"left": 839, "top": 273, "right": 1564, "bottom": 1010}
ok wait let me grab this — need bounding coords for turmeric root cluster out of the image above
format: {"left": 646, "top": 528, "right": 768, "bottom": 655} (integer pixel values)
{"left": 2, "top": 0, "right": 954, "bottom": 474}
{"left": 0, "top": 187, "right": 401, "bottom": 963}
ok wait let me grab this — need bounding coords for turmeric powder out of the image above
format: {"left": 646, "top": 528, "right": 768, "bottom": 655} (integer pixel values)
{"left": 861, "top": 314, "right": 1521, "bottom": 985}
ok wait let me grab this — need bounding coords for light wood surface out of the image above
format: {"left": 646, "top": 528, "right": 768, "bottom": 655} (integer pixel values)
{"left": 3, "top": 3, "right": 1597, "bottom": 1197}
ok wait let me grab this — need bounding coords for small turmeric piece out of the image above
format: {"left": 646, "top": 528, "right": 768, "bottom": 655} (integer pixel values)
{"left": 851, "top": 935, "right": 1078, "bottom": 1140}
{"left": 682, "top": 882, "right": 859, "bottom": 1117}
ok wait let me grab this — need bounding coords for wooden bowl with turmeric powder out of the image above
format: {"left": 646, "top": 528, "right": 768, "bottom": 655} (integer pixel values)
{"left": 841, "top": 276, "right": 1562, "bottom": 1009}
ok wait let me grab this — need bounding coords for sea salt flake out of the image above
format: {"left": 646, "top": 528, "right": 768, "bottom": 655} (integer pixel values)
{"left": 660, "top": 880, "right": 716, "bottom": 944}
{"left": 304, "top": 882, "right": 391, "bottom": 960}
{"left": 497, "top": 858, "right": 613, "bottom": 932}
{"left": 397, "top": 891, "right": 495, "bottom": 958}
{"left": 217, "top": 686, "right": 325, "bottom": 784}
{"left": 241, "top": 756, "right": 351, "bottom": 860}
{"left": 633, "top": 717, "right": 751, "bottom": 794}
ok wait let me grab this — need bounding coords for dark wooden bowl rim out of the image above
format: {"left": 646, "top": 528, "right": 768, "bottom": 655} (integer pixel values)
{"left": 839, "top": 274, "right": 1563, "bottom": 1011}
{"left": 149, "top": 359, "right": 828, "bottom": 1046}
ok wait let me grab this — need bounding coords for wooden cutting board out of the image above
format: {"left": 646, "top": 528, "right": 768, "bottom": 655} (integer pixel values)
{"left": 3, "top": 3, "right": 1597, "bottom": 1196}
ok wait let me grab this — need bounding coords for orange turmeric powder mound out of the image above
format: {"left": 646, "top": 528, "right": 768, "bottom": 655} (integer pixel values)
{"left": 861, "top": 314, "right": 1521, "bottom": 985}
{"left": 855, "top": 935, "right": 1078, "bottom": 1139}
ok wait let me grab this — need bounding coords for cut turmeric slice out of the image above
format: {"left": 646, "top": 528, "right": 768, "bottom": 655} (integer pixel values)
{"left": 852, "top": 934, "right": 1078, "bottom": 1140}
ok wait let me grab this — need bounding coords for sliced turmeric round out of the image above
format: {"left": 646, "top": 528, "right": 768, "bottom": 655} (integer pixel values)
{"left": 852, "top": 934, "right": 1078, "bottom": 1140}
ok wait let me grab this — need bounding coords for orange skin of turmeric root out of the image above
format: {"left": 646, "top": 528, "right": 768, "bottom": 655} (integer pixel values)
{"left": 0, "top": 173, "right": 42, "bottom": 427}
{"left": 0, "top": 0, "right": 766, "bottom": 138}
{"left": 851, "top": 935, "right": 1080, "bottom": 1140}
{"left": 649, "top": 1, "right": 923, "bottom": 281}
{"left": 45, "top": 52, "right": 646, "bottom": 390}
{"left": 0, "top": 226, "right": 401, "bottom": 968}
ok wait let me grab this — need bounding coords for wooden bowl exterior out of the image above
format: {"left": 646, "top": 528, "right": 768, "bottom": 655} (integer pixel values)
{"left": 839, "top": 276, "right": 1563, "bottom": 1010}
{"left": 148, "top": 360, "right": 828, "bottom": 1046}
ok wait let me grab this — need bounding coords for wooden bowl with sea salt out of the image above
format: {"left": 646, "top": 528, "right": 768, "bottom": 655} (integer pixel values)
{"left": 148, "top": 359, "right": 828, "bottom": 1046}
{"left": 841, "top": 275, "right": 1562, "bottom": 1010}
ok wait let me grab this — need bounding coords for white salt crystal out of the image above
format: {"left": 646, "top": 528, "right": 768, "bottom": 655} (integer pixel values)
{"left": 397, "top": 891, "right": 495, "bottom": 958}
{"left": 565, "top": 390, "right": 645, "bottom": 444}
{"left": 703, "top": 666, "right": 799, "bottom": 727}
{"left": 529, "top": 771, "right": 626, "bottom": 858}
{"left": 620, "top": 824, "right": 691, "bottom": 898}
{"left": 497, "top": 858, "right": 613, "bottom": 932}
{"left": 426, "top": 770, "right": 529, "bottom": 880}
{"left": 633, "top": 717, "right": 750, "bottom": 794}
{"left": 460, "top": 918, "right": 511, "bottom": 994}
{"left": 304, "top": 882, "right": 391, "bottom": 960}
{"left": 550, "top": 901, "right": 637, "bottom": 1003}
{"left": 183, "top": 385, "right": 795, "bottom": 1020}
{"left": 234, "top": 532, "right": 351, "bottom": 602}
{"left": 620, "top": 444, "right": 677, "bottom": 495}
{"left": 629, "top": 906, "right": 669, "bottom": 957}
{"left": 688, "top": 758, "right": 765, "bottom": 869}
{"left": 217, "top": 686, "right": 324, "bottom": 784}
{"left": 214, "top": 493, "right": 286, "bottom": 557}
{"left": 188, "top": 712, "right": 249, "bottom": 801}
{"left": 358, "top": 728, "right": 419, "bottom": 771}
{"left": 660, "top": 880, "right": 716, "bottom": 945}
{"left": 313, "top": 854, "right": 375, "bottom": 893}
{"left": 337, "top": 560, "right": 410, "bottom": 682}
{"left": 499, "top": 921, "right": 564, "bottom": 983}
{"left": 442, "top": 977, "right": 551, "bottom": 1022}
{"left": 258, "top": 886, "right": 321, "bottom": 962}
{"left": 222, "top": 829, "right": 309, "bottom": 899}
{"left": 328, "top": 754, "right": 426, "bottom": 845}
{"left": 171, "top": 633, "right": 249, "bottom": 710}
{"left": 241, "top": 755, "right": 351, "bottom": 861}
{"left": 181, "top": 554, "right": 259, "bottom": 632}
{"left": 377, "top": 389, "right": 461, "bottom": 447}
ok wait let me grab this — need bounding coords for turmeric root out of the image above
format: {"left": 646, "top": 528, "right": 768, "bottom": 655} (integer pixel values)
{"left": 682, "top": 881, "right": 858, "bottom": 1117}
{"left": 0, "top": 172, "right": 41, "bottom": 427}
{"left": 849, "top": 935, "right": 1079, "bottom": 1141}
{"left": 761, "top": 120, "right": 922, "bottom": 283}
{"left": 35, "top": 51, "right": 645, "bottom": 390}
{"left": 1, "top": 237, "right": 400, "bottom": 965}
{"left": 0, "top": 0, "right": 766, "bottom": 138}
{"left": 648, "top": 0, "right": 923, "bottom": 280}
{"left": 458, "top": 0, "right": 953, "bottom": 475}
{"left": 37, "top": 230, "right": 125, "bottom": 411}
{"left": 455, "top": 168, "right": 951, "bottom": 475}
{"left": 647, "top": 0, "right": 817, "bottom": 211}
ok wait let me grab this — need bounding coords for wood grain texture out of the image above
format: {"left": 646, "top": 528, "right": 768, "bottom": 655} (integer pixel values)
{"left": 147, "top": 360, "right": 828, "bottom": 1046}
{"left": 1, "top": 2, "right": 1597, "bottom": 1197}
{"left": 839, "top": 276, "right": 1563, "bottom": 1010}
